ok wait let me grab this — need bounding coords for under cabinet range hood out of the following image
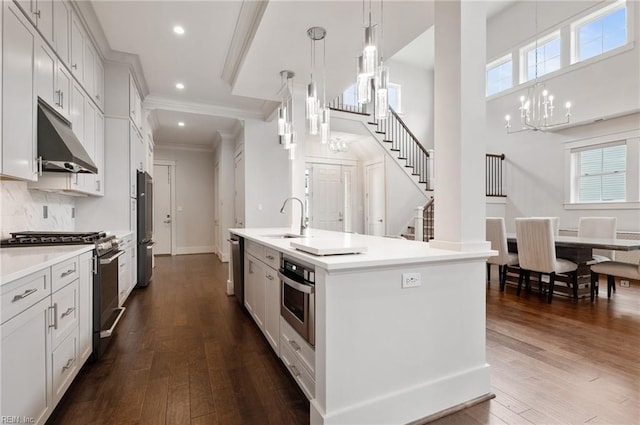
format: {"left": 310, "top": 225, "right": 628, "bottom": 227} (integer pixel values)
{"left": 37, "top": 98, "right": 97, "bottom": 174}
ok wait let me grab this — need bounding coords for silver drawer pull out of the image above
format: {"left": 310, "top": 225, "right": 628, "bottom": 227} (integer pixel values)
{"left": 12, "top": 288, "right": 38, "bottom": 302}
{"left": 266, "top": 274, "right": 274, "bottom": 281}
{"left": 48, "top": 304, "right": 58, "bottom": 329}
{"left": 62, "top": 358, "right": 75, "bottom": 372}
{"left": 290, "top": 364, "right": 301, "bottom": 377}
{"left": 60, "top": 269, "right": 75, "bottom": 278}
{"left": 266, "top": 255, "right": 275, "bottom": 260}
{"left": 61, "top": 307, "right": 75, "bottom": 319}
{"left": 289, "top": 340, "right": 301, "bottom": 351}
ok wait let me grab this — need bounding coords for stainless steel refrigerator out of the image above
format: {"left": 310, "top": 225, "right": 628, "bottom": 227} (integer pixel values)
{"left": 137, "top": 171, "right": 153, "bottom": 287}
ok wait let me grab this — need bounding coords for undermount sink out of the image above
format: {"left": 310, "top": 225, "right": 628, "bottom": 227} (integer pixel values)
{"left": 261, "top": 233, "right": 308, "bottom": 239}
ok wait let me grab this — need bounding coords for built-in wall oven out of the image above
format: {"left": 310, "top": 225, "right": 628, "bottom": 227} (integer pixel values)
{"left": 279, "top": 256, "right": 315, "bottom": 346}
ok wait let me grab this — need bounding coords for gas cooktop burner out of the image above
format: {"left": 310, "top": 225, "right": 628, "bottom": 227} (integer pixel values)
{"left": 1, "top": 231, "right": 108, "bottom": 247}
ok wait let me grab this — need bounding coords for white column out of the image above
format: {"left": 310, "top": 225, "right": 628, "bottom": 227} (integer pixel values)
{"left": 430, "top": 0, "right": 490, "bottom": 252}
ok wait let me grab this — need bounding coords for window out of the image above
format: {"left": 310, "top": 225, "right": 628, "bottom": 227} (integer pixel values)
{"left": 574, "top": 1, "right": 627, "bottom": 63}
{"left": 343, "top": 84, "right": 358, "bottom": 107}
{"left": 342, "top": 82, "right": 402, "bottom": 112}
{"left": 574, "top": 142, "right": 626, "bottom": 202}
{"left": 521, "top": 33, "right": 561, "bottom": 82}
{"left": 486, "top": 55, "right": 512, "bottom": 96}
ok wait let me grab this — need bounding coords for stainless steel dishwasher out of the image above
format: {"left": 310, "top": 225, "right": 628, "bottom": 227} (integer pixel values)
{"left": 229, "top": 236, "right": 244, "bottom": 306}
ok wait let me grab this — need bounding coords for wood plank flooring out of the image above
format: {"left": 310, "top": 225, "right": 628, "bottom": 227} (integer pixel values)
{"left": 47, "top": 255, "right": 639, "bottom": 425}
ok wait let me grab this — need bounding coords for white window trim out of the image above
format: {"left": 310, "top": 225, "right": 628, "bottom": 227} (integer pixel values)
{"left": 486, "top": 54, "right": 512, "bottom": 97}
{"left": 563, "top": 132, "right": 640, "bottom": 210}
{"left": 389, "top": 82, "right": 402, "bottom": 114}
{"left": 571, "top": 0, "right": 627, "bottom": 64}
{"left": 519, "top": 30, "right": 561, "bottom": 84}
{"left": 572, "top": 140, "right": 626, "bottom": 203}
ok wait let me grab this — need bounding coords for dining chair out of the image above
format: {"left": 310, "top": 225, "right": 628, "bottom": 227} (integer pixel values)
{"left": 515, "top": 218, "right": 578, "bottom": 303}
{"left": 578, "top": 217, "right": 617, "bottom": 264}
{"left": 486, "top": 217, "right": 519, "bottom": 291}
{"left": 590, "top": 257, "right": 639, "bottom": 301}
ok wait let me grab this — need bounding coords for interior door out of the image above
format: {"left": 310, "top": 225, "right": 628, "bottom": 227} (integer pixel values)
{"left": 310, "top": 163, "right": 344, "bottom": 231}
{"left": 366, "top": 162, "right": 386, "bottom": 236}
{"left": 153, "top": 164, "right": 172, "bottom": 255}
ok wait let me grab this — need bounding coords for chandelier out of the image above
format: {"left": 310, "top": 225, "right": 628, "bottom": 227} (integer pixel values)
{"left": 328, "top": 137, "right": 349, "bottom": 153}
{"left": 356, "top": 0, "right": 389, "bottom": 119}
{"left": 277, "top": 70, "right": 296, "bottom": 160}
{"left": 306, "top": 26, "right": 330, "bottom": 144}
{"left": 504, "top": 1, "right": 572, "bottom": 133}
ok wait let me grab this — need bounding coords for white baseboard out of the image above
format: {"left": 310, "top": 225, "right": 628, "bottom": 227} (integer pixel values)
{"left": 217, "top": 251, "right": 229, "bottom": 262}
{"left": 175, "top": 245, "right": 216, "bottom": 255}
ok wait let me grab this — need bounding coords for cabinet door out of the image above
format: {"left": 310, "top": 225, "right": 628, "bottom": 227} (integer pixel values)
{"left": 0, "top": 297, "right": 53, "bottom": 424}
{"left": 245, "top": 255, "right": 265, "bottom": 329}
{"left": 51, "top": 279, "right": 79, "bottom": 349}
{"left": 35, "top": 0, "right": 54, "bottom": 45}
{"left": 129, "top": 74, "right": 137, "bottom": 123}
{"left": 2, "top": 1, "right": 37, "bottom": 181}
{"left": 244, "top": 256, "right": 255, "bottom": 315}
{"left": 36, "top": 39, "right": 56, "bottom": 110}
{"left": 264, "top": 267, "right": 280, "bottom": 352}
{"left": 94, "top": 112, "right": 104, "bottom": 195}
{"left": 83, "top": 42, "right": 95, "bottom": 100}
{"left": 53, "top": 0, "right": 70, "bottom": 65}
{"left": 129, "top": 123, "right": 138, "bottom": 197}
{"left": 56, "top": 63, "right": 72, "bottom": 120}
{"left": 52, "top": 329, "right": 78, "bottom": 405}
{"left": 118, "top": 245, "right": 131, "bottom": 306}
{"left": 70, "top": 13, "right": 84, "bottom": 83}
{"left": 70, "top": 83, "right": 85, "bottom": 145}
{"left": 76, "top": 99, "right": 96, "bottom": 193}
{"left": 78, "top": 251, "right": 93, "bottom": 363}
{"left": 94, "top": 56, "right": 104, "bottom": 110}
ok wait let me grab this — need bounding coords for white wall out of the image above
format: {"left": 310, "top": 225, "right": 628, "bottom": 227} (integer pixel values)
{"left": 387, "top": 60, "right": 434, "bottom": 149}
{"left": 384, "top": 156, "right": 430, "bottom": 236}
{"left": 155, "top": 147, "right": 216, "bottom": 254}
{"left": 0, "top": 181, "right": 75, "bottom": 238}
{"left": 243, "top": 118, "right": 289, "bottom": 228}
{"left": 215, "top": 136, "right": 235, "bottom": 261}
{"left": 486, "top": 0, "right": 640, "bottom": 232}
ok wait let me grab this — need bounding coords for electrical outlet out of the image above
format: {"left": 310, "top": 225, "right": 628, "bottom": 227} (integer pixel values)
{"left": 402, "top": 272, "right": 421, "bottom": 288}
{"left": 620, "top": 280, "right": 630, "bottom": 288}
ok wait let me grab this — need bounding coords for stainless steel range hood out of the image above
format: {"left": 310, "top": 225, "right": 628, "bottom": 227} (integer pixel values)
{"left": 37, "top": 99, "right": 97, "bottom": 174}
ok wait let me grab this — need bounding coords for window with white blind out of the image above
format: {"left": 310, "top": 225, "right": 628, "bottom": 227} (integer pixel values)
{"left": 574, "top": 142, "right": 626, "bottom": 202}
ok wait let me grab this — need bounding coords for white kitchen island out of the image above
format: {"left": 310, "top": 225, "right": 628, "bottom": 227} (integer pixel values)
{"left": 229, "top": 228, "right": 494, "bottom": 425}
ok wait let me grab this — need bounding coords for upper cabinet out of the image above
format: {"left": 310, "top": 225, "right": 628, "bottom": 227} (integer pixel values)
{"left": 1, "top": 1, "right": 38, "bottom": 181}
{"left": 52, "top": 0, "right": 70, "bottom": 66}
{"left": 70, "top": 13, "right": 84, "bottom": 85}
{"left": 129, "top": 75, "right": 142, "bottom": 131}
{"left": 35, "top": 38, "right": 71, "bottom": 121}
{"left": 15, "top": 0, "right": 54, "bottom": 46}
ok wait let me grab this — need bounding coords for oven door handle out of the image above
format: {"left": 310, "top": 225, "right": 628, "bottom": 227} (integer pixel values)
{"left": 100, "top": 307, "right": 126, "bottom": 338}
{"left": 99, "top": 250, "right": 124, "bottom": 265}
{"left": 278, "top": 271, "right": 314, "bottom": 294}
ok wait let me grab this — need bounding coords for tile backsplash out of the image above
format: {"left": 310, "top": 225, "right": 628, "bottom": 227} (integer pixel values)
{"left": 0, "top": 181, "right": 75, "bottom": 238}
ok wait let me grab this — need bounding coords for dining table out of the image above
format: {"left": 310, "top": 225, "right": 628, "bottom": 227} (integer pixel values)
{"left": 504, "top": 234, "right": 640, "bottom": 299}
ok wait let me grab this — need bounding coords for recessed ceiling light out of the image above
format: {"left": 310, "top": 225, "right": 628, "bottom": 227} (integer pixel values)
{"left": 178, "top": 122, "right": 185, "bottom": 127}
{"left": 175, "top": 83, "right": 185, "bottom": 90}
{"left": 173, "top": 26, "right": 185, "bottom": 35}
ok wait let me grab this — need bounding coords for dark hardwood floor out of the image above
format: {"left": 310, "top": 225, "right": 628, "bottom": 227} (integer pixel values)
{"left": 47, "top": 255, "right": 639, "bottom": 425}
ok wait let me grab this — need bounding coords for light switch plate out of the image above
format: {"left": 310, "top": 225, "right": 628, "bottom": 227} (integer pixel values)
{"left": 402, "top": 272, "right": 421, "bottom": 288}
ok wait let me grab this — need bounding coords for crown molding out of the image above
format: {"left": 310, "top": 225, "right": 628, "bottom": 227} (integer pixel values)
{"left": 218, "top": 132, "right": 236, "bottom": 143}
{"left": 144, "top": 95, "right": 264, "bottom": 121}
{"left": 155, "top": 143, "right": 215, "bottom": 153}
{"left": 221, "top": 1, "right": 269, "bottom": 88}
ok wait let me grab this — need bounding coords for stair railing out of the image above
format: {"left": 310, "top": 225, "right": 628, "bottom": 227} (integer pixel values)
{"left": 375, "top": 107, "right": 432, "bottom": 191}
{"left": 421, "top": 196, "right": 435, "bottom": 242}
{"left": 328, "top": 93, "right": 368, "bottom": 115}
{"left": 486, "top": 153, "right": 506, "bottom": 197}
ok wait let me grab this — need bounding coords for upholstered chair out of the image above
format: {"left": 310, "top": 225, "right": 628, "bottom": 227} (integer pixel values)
{"left": 578, "top": 217, "right": 617, "bottom": 264}
{"left": 590, "top": 258, "right": 639, "bottom": 301}
{"left": 486, "top": 217, "right": 519, "bottom": 291}
{"left": 515, "top": 218, "right": 578, "bottom": 303}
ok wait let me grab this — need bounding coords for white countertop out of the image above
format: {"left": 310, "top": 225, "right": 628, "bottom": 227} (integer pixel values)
{"left": 230, "top": 227, "right": 494, "bottom": 271}
{"left": 1, "top": 245, "right": 94, "bottom": 285}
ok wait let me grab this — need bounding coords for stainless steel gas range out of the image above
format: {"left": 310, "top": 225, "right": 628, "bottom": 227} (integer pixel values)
{"left": 1, "top": 231, "right": 126, "bottom": 361}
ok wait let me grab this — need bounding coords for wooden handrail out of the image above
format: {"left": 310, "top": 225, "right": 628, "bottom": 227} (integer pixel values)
{"left": 486, "top": 153, "right": 505, "bottom": 160}
{"left": 388, "top": 106, "right": 429, "bottom": 158}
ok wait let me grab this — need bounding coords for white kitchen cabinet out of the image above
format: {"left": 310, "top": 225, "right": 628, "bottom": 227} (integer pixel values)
{"left": 129, "top": 74, "right": 142, "bottom": 131}
{"left": 244, "top": 254, "right": 264, "bottom": 326}
{"left": 52, "top": 0, "right": 70, "bottom": 66}
{"left": 129, "top": 122, "right": 143, "bottom": 196}
{"left": 0, "top": 296, "right": 53, "bottom": 425}
{"left": 118, "top": 234, "right": 135, "bottom": 305}
{"left": 1, "top": 251, "right": 92, "bottom": 425}
{"left": 83, "top": 41, "right": 95, "bottom": 103}
{"left": 35, "top": 39, "right": 56, "bottom": 109}
{"left": 70, "top": 12, "right": 84, "bottom": 84}
{"left": 70, "top": 81, "right": 85, "bottom": 146}
{"left": 1, "top": 0, "right": 37, "bottom": 181}
{"left": 56, "top": 62, "right": 72, "bottom": 120}
{"left": 77, "top": 251, "right": 93, "bottom": 364}
{"left": 94, "top": 56, "right": 104, "bottom": 111}
{"left": 15, "top": 0, "right": 53, "bottom": 46}
{"left": 93, "top": 112, "right": 105, "bottom": 195}
{"left": 264, "top": 266, "right": 280, "bottom": 352}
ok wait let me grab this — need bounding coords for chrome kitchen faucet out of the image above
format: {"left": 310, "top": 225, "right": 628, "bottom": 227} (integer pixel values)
{"left": 279, "top": 197, "right": 309, "bottom": 236}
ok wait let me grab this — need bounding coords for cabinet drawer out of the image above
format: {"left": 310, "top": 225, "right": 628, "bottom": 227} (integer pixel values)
{"left": 1, "top": 268, "right": 50, "bottom": 324}
{"left": 52, "top": 257, "right": 79, "bottom": 293}
{"left": 51, "top": 279, "right": 79, "bottom": 348}
{"left": 52, "top": 330, "right": 78, "bottom": 405}
{"left": 280, "top": 317, "right": 315, "bottom": 376}
{"left": 280, "top": 337, "right": 315, "bottom": 400}
{"left": 245, "top": 239, "right": 264, "bottom": 261}
{"left": 264, "top": 248, "right": 280, "bottom": 269}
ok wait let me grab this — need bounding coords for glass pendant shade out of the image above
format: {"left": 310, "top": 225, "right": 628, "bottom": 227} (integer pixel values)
{"left": 306, "top": 81, "right": 318, "bottom": 118}
{"left": 363, "top": 25, "right": 377, "bottom": 76}
{"left": 277, "top": 106, "right": 286, "bottom": 136}
{"left": 320, "top": 107, "right": 330, "bottom": 144}
{"left": 375, "top": 65, "right": 389, "bottom": 119}
{"left": 356, "top": 55, "right": 371, "bottom": 104}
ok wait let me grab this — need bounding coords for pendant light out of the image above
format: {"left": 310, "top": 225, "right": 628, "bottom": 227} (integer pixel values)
{"left": 306, "top": 26, "right": 329, "bottom": 141}
{"left": 362, "top": 0, "right": 377, "bottom": 77}
{"left": 277, "top": 70, "right": 296, "bottom": 157}
{"left": 375, "top": 0, "right": 389, "bottom": 119}
{"left": 356, "top": 54, "right": 371, "bottom": 104}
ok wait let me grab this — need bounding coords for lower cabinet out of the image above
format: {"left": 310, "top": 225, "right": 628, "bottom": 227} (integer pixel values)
{"left": 0, "top": 251, "right": 93, "bottom": 424}
{"left": 118, "top": 235, "right": 134, "bottom": 306}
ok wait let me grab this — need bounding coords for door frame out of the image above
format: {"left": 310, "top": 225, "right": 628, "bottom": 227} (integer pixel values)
{"left": 365, "top": 160, "right": 386, "bottom": 236}
{"left": 154, "top": 160, "right": 177, "bottom": 256}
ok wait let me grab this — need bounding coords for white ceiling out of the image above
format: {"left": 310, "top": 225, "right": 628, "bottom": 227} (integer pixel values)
{"left": 90, "top": 0, "right": 517, "bottom": 151}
